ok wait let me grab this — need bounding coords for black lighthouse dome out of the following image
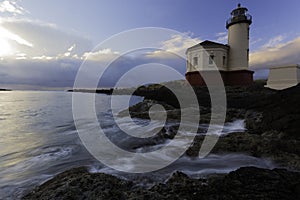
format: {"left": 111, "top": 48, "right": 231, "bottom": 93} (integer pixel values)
{"left": 226, "top": 3, "right": 252, "bottom": 29}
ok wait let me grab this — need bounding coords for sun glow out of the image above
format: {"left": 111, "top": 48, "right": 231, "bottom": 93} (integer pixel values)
{"left": 0, "top": 38, "right": 12, "bottom": 56}
{"left": 0, "top": 26, "right": 33, "bottom": 57}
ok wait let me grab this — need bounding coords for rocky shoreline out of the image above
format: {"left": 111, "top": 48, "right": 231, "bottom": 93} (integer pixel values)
{"left": 23, "top": 166, "right": 300, "bottom": 200}
{"left": 22, "top": 81, "right": 300, "bottom": 199}
{"left": 119, "top": 80, "right": 300, "bottom": 170}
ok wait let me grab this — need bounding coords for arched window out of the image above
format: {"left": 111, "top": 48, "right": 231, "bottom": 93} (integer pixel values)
{"left": 193, "top": 57, "right": 198, "bottom": 66}
{"left": 209, "top": 55, "right": 214, "bottom": 65}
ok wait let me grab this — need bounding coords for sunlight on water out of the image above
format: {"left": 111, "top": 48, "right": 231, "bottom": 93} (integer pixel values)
{"left": 0, "top": 91, "right": 145, "bottom": 199}
{"left": 0, "top": 91, "right": 89, "bottom": 199}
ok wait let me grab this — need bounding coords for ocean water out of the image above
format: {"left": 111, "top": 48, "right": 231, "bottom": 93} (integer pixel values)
{"left": 0, "top": 91, "right": 275, "bottom": 199}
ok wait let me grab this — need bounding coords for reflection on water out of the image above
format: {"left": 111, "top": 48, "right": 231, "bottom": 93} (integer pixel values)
{"left": 0, "top": 91, "right": 275, "bottom": 200}
{"left": 0, "top": 91, "right": 94, "bottom": 199}
{"left": 0, "top": 91, "right": 145, "bottom": 199}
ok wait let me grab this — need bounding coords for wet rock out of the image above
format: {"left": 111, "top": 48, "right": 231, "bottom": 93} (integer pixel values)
{"left": 128, "top": 126, "right": 178, "bottom": 151}
{"left": 186, "top": 132, "right": 300, "bottom": 170}
{"left": 22, "top": 167, "right": 133, "bottom": 200}
{"left": 146, "top": 167, "right": 300, "bottom": 200}
{"left": 23, "top": 167, "right": 300, "bottom": 200}
{"left": 132, "top": 82, "right": 300, "bottom": 140}
{"left": 120, "top": 82, "right": 300, "bottom": 169}
{"left": 118, "top": 99, "right": 181, "bottom": 121}
{"left": 244, "top": 110, "right": 264, "bottom": 134}
{"left": 245, "top": 84, "right": 300, "bottom": 139}
{"left": 208, "top": 167, "right": 300, "bottom": 200}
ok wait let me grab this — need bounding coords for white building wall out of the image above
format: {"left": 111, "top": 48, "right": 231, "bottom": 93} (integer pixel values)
{"left": 210, "top": 49, "right": 228, "bottom": 70}
{"left": 266, "top": 64, "right": 300, "bottom": 90}
{"left": 186, "top": 47, "right": 228, "bottom": 73}
{"left": 227, "top": 23, "right": 249, "bottom": 71}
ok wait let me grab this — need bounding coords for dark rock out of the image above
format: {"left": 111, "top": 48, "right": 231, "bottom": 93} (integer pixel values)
{"left": 208, "top": 167, "right": 300, "bottom": 200}
{"left": 22, "top": 167, "right": 133, "bottom": 200}
{"left": 23, "top": 167, "right": 300, "bottom": 200}
{"left": 119, "top": 99, "right": 180, "bottom": 120}
{"left": 259, "top": 88, "right": 300, "bottom": 139}
{"left": 120, "top": 81, "right": 300, "bottom": 169}
{"left": 129, "top": 126, "right": 179, "bottom": 151}
{"left": 145, "top": 167, "right": 300, "bottom": 200}
{"left": 244, "top": 110, "right": 264, "bottom": 133}
{"left": 186, "top": 132, "right": 300, "bottom": 170}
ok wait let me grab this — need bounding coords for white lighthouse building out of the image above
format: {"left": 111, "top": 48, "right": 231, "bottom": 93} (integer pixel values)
{"left": 186, "top": 4, "right": 254, "bottom": 86}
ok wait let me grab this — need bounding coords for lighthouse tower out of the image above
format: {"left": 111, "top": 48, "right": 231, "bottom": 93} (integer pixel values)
{"left": 226, "top": 3, "right": 252, "bottom": 71}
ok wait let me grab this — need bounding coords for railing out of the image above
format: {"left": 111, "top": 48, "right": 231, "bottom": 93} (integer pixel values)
{"left": 226, "top": 14, "right": 252, "bottom": 27}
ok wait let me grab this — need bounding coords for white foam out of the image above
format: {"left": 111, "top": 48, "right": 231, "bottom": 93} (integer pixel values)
{"left": 205, "top": 119, "right": 245, "bottom": 136}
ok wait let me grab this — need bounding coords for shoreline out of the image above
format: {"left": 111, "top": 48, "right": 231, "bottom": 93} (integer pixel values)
{"left": 0, "top": 88, "right": 12, "bottom": 91}
{"left": 22, "top": 81, "right": 300, "bottom": 199}
{"left": 67, "top": 88, "right": 113, "bottom": 95}
{"left": 22, "top": 166, "right": 300, "bottom": 200}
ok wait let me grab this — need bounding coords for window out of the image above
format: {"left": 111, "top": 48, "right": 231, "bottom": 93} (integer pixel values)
{"left": 247, "top": 49, "right": 249, "bottom": 61}
{"left": 209, "top": 55, "right": 214, "bottom": 65}
{"left": 193, "top": 57, "right": 198, "bottom": 66}
{"left": 247, "top": 27, "right": 250, "bottom": 40}
{"left": 223, "top": 56, "right": 226, "bottom": 66}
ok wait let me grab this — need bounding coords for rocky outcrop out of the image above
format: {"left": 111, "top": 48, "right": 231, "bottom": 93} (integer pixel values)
{"left": 22, "top": 167, "right": 133, "bottom": 200}
{"left": 186, "top": 132, "right": 300, "bottom": 170}
{"left": 117, "top": 81, "right": 300, "bottom": 170}
{"left": 23, "top": 166, "right": 300, "bottom": 200}
{"left": 250, "top": 84, "right": 300, "bottom": 139}
{"left": 116, "top": 81, "right": 300, "bottom": 140}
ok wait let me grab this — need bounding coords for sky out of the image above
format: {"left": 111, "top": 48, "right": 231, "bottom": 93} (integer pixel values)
{"left": 0, "top": 0, "right": 300, "bottom": 89}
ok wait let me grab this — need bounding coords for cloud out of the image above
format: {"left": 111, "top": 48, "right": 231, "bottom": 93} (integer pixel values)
{"left": 215, "top": 32, "right": 228, "bottom": 44}
{"left": 0, "top": 18, "right": 92, "bottom": 59}
{"left": 0, "top": 17, "right": 94, "bottom": 89}
{"left": 250, "top": 36, "right": 300, "bottom": 69}
{"left": 0, "top": 36, "right": 12, "bottom": 56}
{"left": 0, "top": 30, "right": 195, "bottom": 89}
{"left": 96, "top": 53, "right": 186, "bottom": 88}
{"left": 146, "top": 34, "right": 201, "bottom": 59}
{"left": 0, "top": 55, "right": 83, "bottom": 88}
{"left": 0, "top": 0, "right": 27, "bottom": 15}
{"left": 82, "top": 48, "right": 120, "bottom": 61}
{"left": 67, "top": 44, "right": 76, "bottom": 52}
{"left": 0, "top": 26, "right": 33, "bottom": 47}
{"left": 250, "top": 38, "right": 263, "bottom": 46}
{"left": 261, "top": 35, "right": 285, "bottom": 50}
{"left": 253, "top": 69, "right": 269, "bottom": 80}
{"left": 2, "top": 18, "right": 299, "bottom": 89}
{"left": 31, "top": 55, "right": 54, "bottom": 60}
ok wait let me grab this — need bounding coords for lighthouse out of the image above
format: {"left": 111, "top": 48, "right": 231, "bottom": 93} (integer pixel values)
{"left": 185, "top": 4, "right": 254, "bottom": 86}
{"left": 226, "top": 3, "right": 252, "bottom": 71}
